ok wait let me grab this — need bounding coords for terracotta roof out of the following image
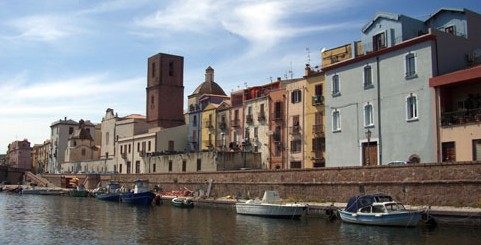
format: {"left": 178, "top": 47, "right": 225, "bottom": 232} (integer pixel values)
{"left": 123, "top": 114, "right": 146, "bottom": 119}
{"left": 192, "top": 80, "right": 226, "bottom": 96}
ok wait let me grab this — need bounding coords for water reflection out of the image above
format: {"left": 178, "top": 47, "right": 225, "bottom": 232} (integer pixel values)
{"left": 1, "top": 193, "right": 480, "bottom": 245}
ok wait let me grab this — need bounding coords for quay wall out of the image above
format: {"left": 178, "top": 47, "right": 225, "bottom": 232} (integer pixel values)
{"left": 42, "top": 161, "right": 481, "bottom": 207}
{"left": 0, "top": 166, "right": 26, "bottom": 184}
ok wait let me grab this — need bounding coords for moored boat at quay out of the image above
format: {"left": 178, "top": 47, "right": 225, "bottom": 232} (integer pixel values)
{"left": 120, "top": 180, "right": 155, "bottom": 205}
{"left": 338, "top": 193, "right": 423, "bottom": 227}
{"left": 235, "top": 191, "right": 308, "bottom": 219}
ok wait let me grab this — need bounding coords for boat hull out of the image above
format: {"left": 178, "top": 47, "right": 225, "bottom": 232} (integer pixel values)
{"left": 96, "top": 193, "right": 121, "bottom": 202}
{"left": 339, "top": 210, "right": 422, "bottom": 227}
{"left": 172, "top": 198, "right": 194, "bottom": 208}
{"left": 235, "top": 203, "right": 307, "bottom": 219}
{"left": 120, "top": 192, "right": 155, "bottom": 205}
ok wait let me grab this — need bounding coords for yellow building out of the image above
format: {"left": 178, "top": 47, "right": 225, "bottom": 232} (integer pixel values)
{"left": 201, "top": 103, "right": 219, "bottom": 151}
{"left": 304, "top": 68, "right": 325, "bottom": 168}
{"left": 304, "top": 41, "right": 363, "bottom": 168}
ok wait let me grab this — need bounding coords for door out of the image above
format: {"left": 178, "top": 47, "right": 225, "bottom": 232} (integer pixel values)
{"left": 362, "top": 141, "right": 378, "bottom": 166}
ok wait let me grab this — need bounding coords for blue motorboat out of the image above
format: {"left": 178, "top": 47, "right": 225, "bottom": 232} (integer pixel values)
{"left": 120, "top": 180, "right": 155, "bottom": 205}
{"left": 339, "top": 193, "right": 422, "bottom": 227}
{"left": 96, "top": 182, "right": 122, "bottom": 202}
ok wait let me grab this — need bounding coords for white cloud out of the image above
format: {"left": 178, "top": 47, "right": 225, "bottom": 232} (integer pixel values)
{"left": 134, "top": 0, "right": 219, "bottom": 32}
{"left": 7, "top": 15, "right": 77, "bottom": 41}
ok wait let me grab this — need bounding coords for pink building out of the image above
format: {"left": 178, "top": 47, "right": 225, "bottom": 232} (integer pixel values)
{"left": 8, "top": 139, "right": 32, "bottom": 170}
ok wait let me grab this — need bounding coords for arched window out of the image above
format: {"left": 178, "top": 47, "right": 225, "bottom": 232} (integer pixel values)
{"left": 406, "top": 94, "right": 418, "bottom": 121}
{"left": 332, "top": 109, "right": 341, "bottom": 131}
{"left": 364, "top": 103, "right": 374, "bottom": 127}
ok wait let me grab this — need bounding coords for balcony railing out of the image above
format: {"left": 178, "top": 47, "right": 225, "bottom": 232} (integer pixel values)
{"left": 231, "top": 119, "right": 240, "bottom": 127}
{"left": 246, "top": 114, "right": 253, "bottom": 124}
{"left": 312, "top": 124, "right": 324, "bottom": 136}
{"left": 311, "top": 150, "right": 324, "bottom": 160}
{"left": 289, "top": 125, "right": 301, "bottom": 134}
{"left": 441, "top": 108, "right": 481, "bottom": 127}
{"left": 219, "top": 122, "right": 227, "bottom": 131}
{"left": 258, "top": 112, "right": 266, "bottom": 121}
{"left": 272, "top": 112, "right": 283, "bottom": 121}
{"left": 312, "top": 95, "right": 324, "bottom": 105}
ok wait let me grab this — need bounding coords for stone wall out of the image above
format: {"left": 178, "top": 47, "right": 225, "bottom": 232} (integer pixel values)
{"left": 42, "top": 161, "right": 481, "bottom": 207}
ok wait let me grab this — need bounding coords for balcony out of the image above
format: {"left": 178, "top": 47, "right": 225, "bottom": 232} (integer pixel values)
{"left": 231, "top": 119, "right": 240, "bottom": 127}
{"left": 219, "top": 122, "right": 227, "bottom": 131}
{"left": 272, "top": 112, "right": 283, "bottom": 121}
{"left": 258, "top": 112, "right": 266, "bottom": 121}
{"left": 441, "top": 108, "right": 481, "bottom": 127}
{"left": 246, "top": 114, "right": 253, "bottom": 124}
{"left": 121, "top": 152, "right": 127, "bottom": 159}
{"left": 312, "top": 95, "right": 324, "bottom": 105}
{"left": 203, "top": 140, "right": 214, "bottom": 148}
{"left": 311, "top": 150, "right": 324, "bottom": 160}
{"left": 289, "top": 125, "right": 301, "bottom": 135}
{"left": 312, "top": 124, "right": 324, "bottom": 136}
{"left": 139, "top": 150, "right": 145, "bottom": 157}
{"left": 204, "top": 120, "right": 214, "bottom": 129}
{"left": 272, "top": 133, "right": 281, "bottom": 142}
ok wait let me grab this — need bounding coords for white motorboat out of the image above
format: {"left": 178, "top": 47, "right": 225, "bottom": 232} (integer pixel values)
{"left": 235, "top": 191, "right": 308, "bottom": 219}
{"left": 339, "top": 193, "right": 422, "bottom": 227}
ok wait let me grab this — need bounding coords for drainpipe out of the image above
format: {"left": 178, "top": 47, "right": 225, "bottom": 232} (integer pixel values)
{"left": 433, "top": 38, "right": 441, "bottom": 162}
{"left": 376, "top": 56, "right": 382, "bottom": 164}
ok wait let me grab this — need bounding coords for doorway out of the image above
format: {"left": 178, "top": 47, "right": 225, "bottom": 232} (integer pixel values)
{"left": 362, "top": 141, "right": 378, "bottom": 166}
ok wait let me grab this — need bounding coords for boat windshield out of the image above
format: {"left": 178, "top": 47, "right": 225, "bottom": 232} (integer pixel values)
{"left": 385, "top": 203, "right": 406, "bottom": 212}
{"left": 372, "top": 205, "right": 386, "bottom": 213}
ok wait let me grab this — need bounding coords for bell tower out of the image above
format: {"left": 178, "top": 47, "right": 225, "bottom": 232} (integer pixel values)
{"left": 146, "top": 53, "right": 185, "bottom": 128}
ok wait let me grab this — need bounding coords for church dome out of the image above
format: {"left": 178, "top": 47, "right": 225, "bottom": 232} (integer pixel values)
{"left": 191, "top": 66, "right": 226, "bottom": 96}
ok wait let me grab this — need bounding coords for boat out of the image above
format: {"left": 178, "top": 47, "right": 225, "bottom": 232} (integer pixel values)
{"left": 120, "top": 180, "right": 155, "bottom": 205}
{"left": 338, "top": 193, "right": 422, "bottom": 227}
{"left": 235, "top": 191, "right": 308, "bottom": 219}
{"left": 172, "top": 197, "right": 194, "bottom": 208}
{"left": 96, "top": 182, "right": 122, "bottom": 202}
{"left": 68, "top": 185, "right": 89, "bottom": 197}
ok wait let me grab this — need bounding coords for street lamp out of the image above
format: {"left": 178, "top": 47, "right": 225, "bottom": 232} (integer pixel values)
{"left": 365, "top": 129, "right": 372, "bottom": 165}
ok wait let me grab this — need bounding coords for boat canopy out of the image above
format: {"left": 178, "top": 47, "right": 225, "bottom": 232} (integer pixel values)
{"left": 344, "top": 194, "right": 393, "bottom": 212}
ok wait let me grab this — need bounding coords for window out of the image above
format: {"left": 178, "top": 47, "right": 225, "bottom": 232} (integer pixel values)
{"left": 153, "top": 163, "right": 156, "bottom": 173}
{"left": 135, "top": 161, "right": 140, "bottom": 173}
{"left": 69, "top": 127, "right": 74, "bottom": 134}
{"left": 290, "top": 139, "right": 301, "bottom": 153}
{"left": 373, "top": 32, "right": 386, "bottom": 51}
{"left": 193, "top": 115, "right": 197, "bottom": 126}
{"left": 473, "top": 139, "right": 481, "bottom": 161}
{"left": 406, "top": 94, "right": 418, "bottom": 121}
{"left": 137, "top": 142, "right": 140, "bottom": 152}
{"left": 151, "top": 62, "right": 155, "bottom": 77}
{"left": 169, "top": 61, "right": 174, "bottom": 76}
{"left": 182, "top": 160, "right": 186, "bottom": 172}
{"left": 405, "top": 52, "right": 416, "bottom": 78}
{"left": 168, "top": 160, "right": 173, "bottom": 172}
{"left": 197, "top": 159, "right": 201, "bottom": 171}
{"left": 442, "top": 142, "right": 456, "bottom": 162}
{"left": 291, "top": 89, "right": 302, "bottom": 104}
{"left": 332, "top": 110, "right": 341, "bottom": 131}
{"left": 332, "top": 74, "right": 340, "bottom": 96}
{"left": 445, "top": 25, "right": 455, "bottom": 35}
{"left": 364, "top": 103, "right": 374, "bottom": 127}
{"left": 363, "top": 65, "right": 373, "bottom": 88}
{"left": 274, "top": 102, "right": 282, "bottom": 119}
{"left": 290, "top": 161, "right": 301, "bottom": 169}
{"left": 148, "top": 141, "right": 151, "bottom": 151}
{"left": 81, "top": 149, "right": 86, "bottom": 156}
{"left": 168, "top": 141, "right": 174, "bottom": 151}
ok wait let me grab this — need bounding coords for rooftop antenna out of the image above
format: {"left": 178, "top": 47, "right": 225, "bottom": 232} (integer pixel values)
{"left": 306, "top": 48, "right": 311, "bottom": 67}
{"left": 288, "top": 62, "right": 293, "bottom": 79}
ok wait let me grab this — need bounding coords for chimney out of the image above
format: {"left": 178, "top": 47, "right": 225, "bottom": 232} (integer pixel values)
{"left": 205, "top": 66, "right": 214, "bottom": 82}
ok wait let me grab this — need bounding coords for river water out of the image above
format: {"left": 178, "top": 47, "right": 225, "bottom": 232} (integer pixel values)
{"left": 1, "top": 193, "right": 480, "bottom": 245}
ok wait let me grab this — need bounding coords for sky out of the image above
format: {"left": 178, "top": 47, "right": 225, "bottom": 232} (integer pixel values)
{"left": 1, "top": 0, "right": 481, "bottom": 153}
